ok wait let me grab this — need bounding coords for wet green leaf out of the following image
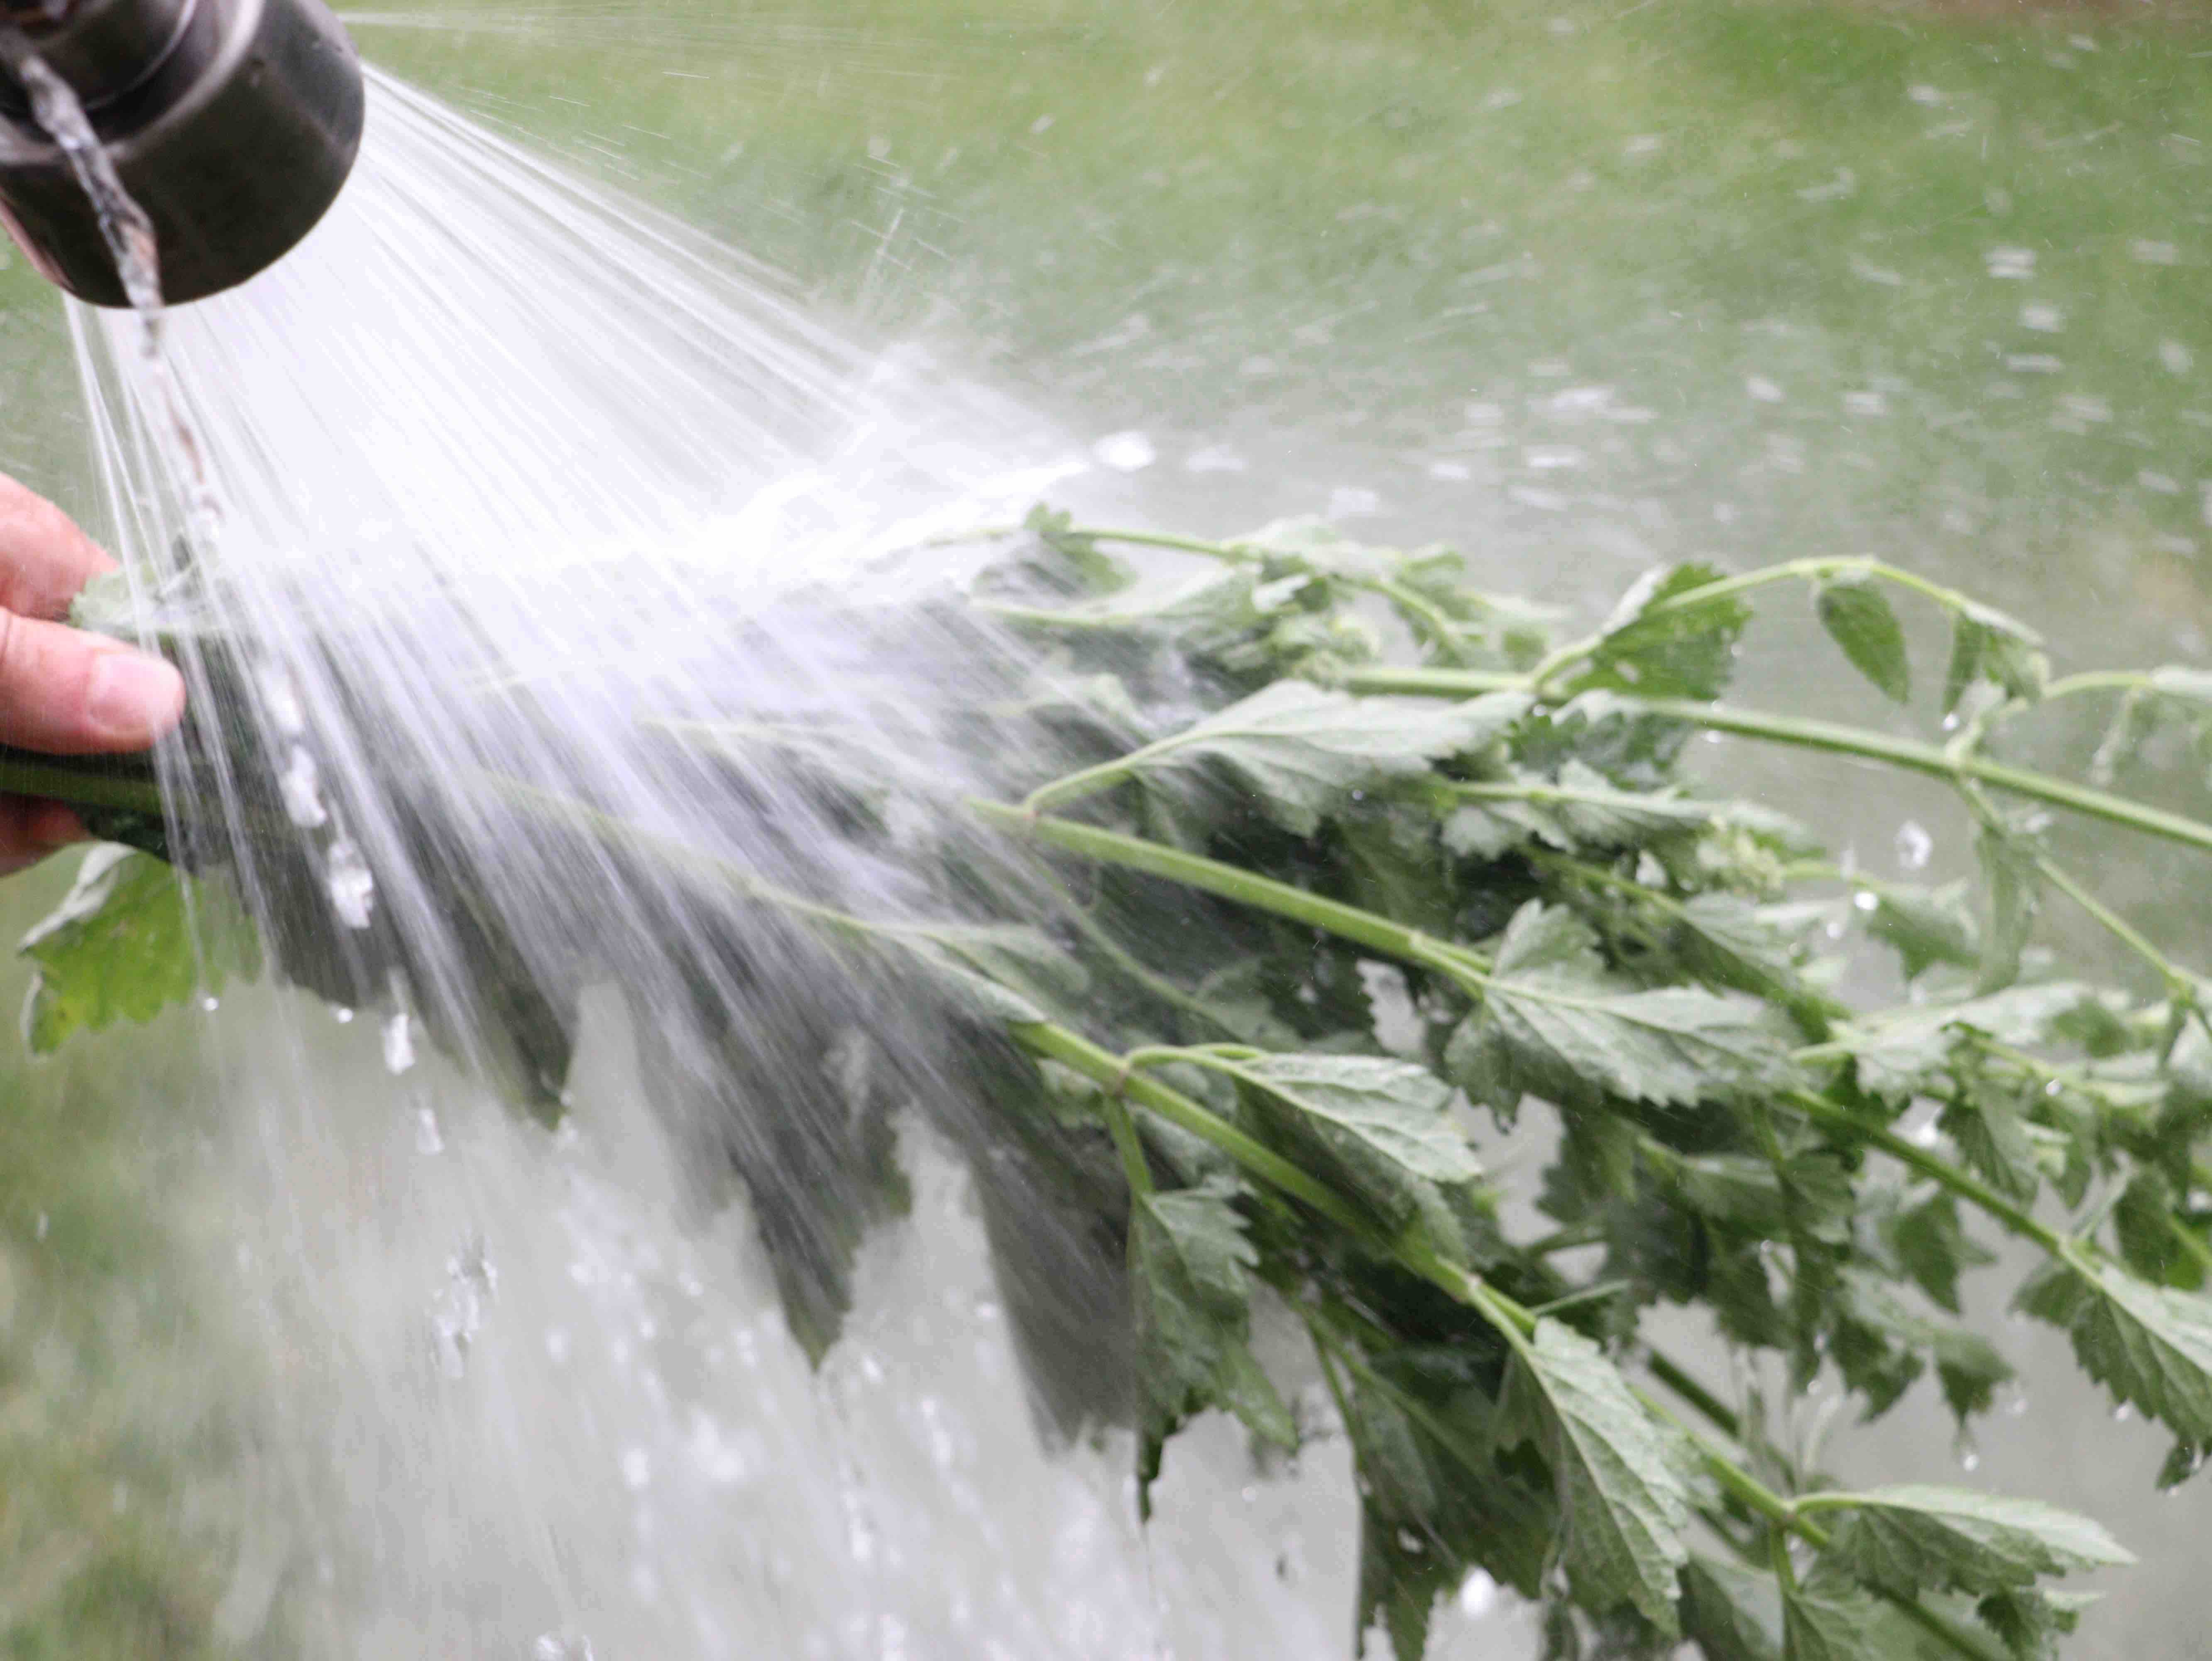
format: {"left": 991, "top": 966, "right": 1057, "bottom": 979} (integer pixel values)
{"left": 1781, "top": 1584, "right": 1890, "bottom": 1661}
{"left": 1815, "top": 576, "right": 1911, "bottom": 705}
{"left": 2015, "top": 1255, "right": 2212, "bottom": 1448}
{"left": 1820, "top": 1485, "right": 2131, "bottom": 1601}
{"left": 1450, "top": 902, "right": 1796, "bottom": 1112}
{"left": 1504, "top": 1318, "right": 1693, "bottom": 1633}
{"left": 1570, "top": 563, "right": 1752, "bottom": 703}
{"left": 20, "top": 845, "right": 259, "bottom": 1053}
{"left": 1122, "top": 680, "right": 1525, "bottom": 835}
{"left": 1130, "top": 1177, "right": 1294, "bottom": 1512}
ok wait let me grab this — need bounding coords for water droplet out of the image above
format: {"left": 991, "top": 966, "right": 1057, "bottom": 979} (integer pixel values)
{"left": 2113, "top": 1402, "right": 2135, "bottom": 1423}
{"left": 413, "top": 1106, "right": 443, "bottom": 1155}
{"left": 1457, "top": 1569, "right": 1499, "bottom": 1619}
{"left": 1852, "top": 890, "right": 1879, "bottom": 913}
{"left": 532, "top": 1636, "right": 596, "bottom": 1661}
{"left": 1092, "top": 430, "right": 1155, "bottom": 472}
{"left": 325, "top": 838, "right": 375, "bottom": 930}
{"left": 432, "top": 1236, "right": 496, "bottom": 1379}
{"left": 621, "top": 1447, "right": 652, "bottom": 1490}
{"left": 1894, "top": 820, "right": 1933, "bottom": 870}
{"left": 382, "top": 1010, "right": 416, "bottom": 1075}
{"left": 279, "top": 744, "right": 327, "bottom": 828}
{"left": 2162, "top": 338, "right": 2195, "bottom": 375}
{"left": 199, "top": 995, "right": 219, "bottom": 1013}
{"left": 1954, "top": 1428, "right": 1981, "bottom": 1472}
{"left": 332, "top": 1006, "right": 355, "bottom": 1025}
{"left": 257, "top": 664, "right": 306, "bottom": 738}
{"left": 34, "top": 1211, "right": 48, "bottom": 1242}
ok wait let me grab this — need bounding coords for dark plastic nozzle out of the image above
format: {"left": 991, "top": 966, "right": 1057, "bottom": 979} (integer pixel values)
{"left": 0, "top": 0, "right": 364, "bottom": 306}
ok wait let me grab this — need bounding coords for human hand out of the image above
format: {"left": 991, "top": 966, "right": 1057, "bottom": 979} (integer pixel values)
{"left": 0, "top": 473, "right": 185, "bottom": 875}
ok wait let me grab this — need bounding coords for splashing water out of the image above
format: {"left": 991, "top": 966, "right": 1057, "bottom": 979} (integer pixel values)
{"left": 49, "top": 65, "right": 1385, "bottom": 1661}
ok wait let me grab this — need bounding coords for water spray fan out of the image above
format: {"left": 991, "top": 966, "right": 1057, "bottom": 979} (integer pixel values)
{"left": 0, "top": 0, "right": 361, "bottom": 304}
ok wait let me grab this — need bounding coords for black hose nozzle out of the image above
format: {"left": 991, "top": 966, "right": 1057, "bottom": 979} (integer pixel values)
{"left": 0, "top": 0, "right": 364, "bottom": 306}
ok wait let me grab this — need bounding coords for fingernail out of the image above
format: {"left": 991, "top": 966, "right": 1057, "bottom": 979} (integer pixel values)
{"left": 86, "top": 651, "right": 185, "bottom": 744}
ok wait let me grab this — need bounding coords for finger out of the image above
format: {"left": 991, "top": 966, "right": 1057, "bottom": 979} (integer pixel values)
{"left": 0, "top": 797, "right": 86, "bottom": 877}
{"left": 0, "top": 473, "right": 115, "bottom": 621}
{"left": 0, "top": 611, "right": 184, "bottom": 754}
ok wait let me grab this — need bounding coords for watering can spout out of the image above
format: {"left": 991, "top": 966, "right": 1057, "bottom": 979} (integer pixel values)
{"left": 0, "top": 0, "right": 364, "bottom": 306}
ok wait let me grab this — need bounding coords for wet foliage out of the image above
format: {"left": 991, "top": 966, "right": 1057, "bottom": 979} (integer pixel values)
{"left": 26, "top": 507, "right": 2212, "bottom": 1659}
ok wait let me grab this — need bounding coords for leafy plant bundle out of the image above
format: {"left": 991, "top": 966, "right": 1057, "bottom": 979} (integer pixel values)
{"left": 17, "top": 508, "right": 2212, "bottom": 1661}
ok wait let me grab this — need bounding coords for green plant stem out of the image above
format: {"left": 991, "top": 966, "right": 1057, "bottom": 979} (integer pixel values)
{"left": 1013, "top": 1019, "right": 1360, "bottom": 1225}
{"left": 1644, "top": 1350, "right": 1741, "bottom": 1441}
{"left": 1646, "top": 1396, "right": 2006, "bottom": 1661}
{"left": 2037, "top": 854, "right": 2196, "bottom": 999}
{"left": 0, "top": 756, "right": 165, "bottom": 816}
{"left": 1451, "top": 778, "right": 1720, "bottom": 817}
{"left": 1345, "top": 667, "right": 2212, "bottom": 862}
{"left": 967, "top": 797, "right": 1491, "bottom": 985}
{"left": 2042, "top": 670, "right": 2170, "bottom": 705}
{"left": 1099, "top": 1091, "right": 1155, "bottom": 1200}
{"left": 1788, "top": 1089, "right": 2068, "bottom": 1257}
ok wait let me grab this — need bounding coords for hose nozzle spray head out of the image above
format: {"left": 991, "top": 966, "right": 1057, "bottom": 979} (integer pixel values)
{"left": 0, "top": 0, "right": 364, "bottom": 306}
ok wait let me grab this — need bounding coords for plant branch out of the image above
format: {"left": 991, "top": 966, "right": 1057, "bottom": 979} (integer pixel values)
{"left": 1788, "top": 1089, "right": 2068, "bottom": 1257}
{"left": 967, "top": 797, "right": 1492, "bottom": 985}
{"left": 1343, "top": 669, "right": 2212, "bottom": 862}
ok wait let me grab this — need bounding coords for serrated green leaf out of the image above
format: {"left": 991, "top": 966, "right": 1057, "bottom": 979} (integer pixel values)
{"left": 1830, "top": 982, "right": 2104, "bottom": 1100}
{"left": 1840, "top": 1267, "right": 2014, "bottom": 1423}
{"left": 1974, "top": 822, "right": 2041, "bottom": 996}
{"left": 1505, "top": 1318, "right": 1693, "bottom": 1633}
{"left": 1543, "top": 760, "right": 1717, "bottom": 848}
{"left": 1682, "top": 1556, "right": 1785, "bottom": 1661}
{"left": 1449, "top": 902, "right": 1796, "bottom": 1112}
{"left": 1943, "top": 600, "right": 2048, "bottom": 715}
{"left": 1866, "top": 881, "right": 1980, "bottom": 984}
{"left": 1815, "top": 576, "right": 1911, "bottom": 705}
{"left": 909, "top": 924, "right": 1089, "bottom": 1019}
{"left": 1674, "top": 893, "right": 1809, "bottom": 1002}
{"left": 1130, "top": 681, "right": 1527, "bottom": 836}
{"left": 1887, "top": 1190, "right": 1993, "bottom": 1314}
{"left": 1130, "top": 1178, "right": 1294, "bottom": 1512}
{"left": 20, "top": 845, "right": 260, "bottom": 1053}
{"left": 2015, "top": 1255, "right": 2212, "bottom": 1446}
{"left": 1818, "top": 1485, "right": 2131, "bottom": 1602}
{"left": 1941, "top": 1084, "right": 2041, "bottom": 1204}
{"left": 1443, "top": 795, "right": 1561, "bottom": 861}
{"left": 1974, "top": 1588, "right": 2097, "bottom": 1661}
{"left": 1233, "top": 1053, "right": 1479, "bottom": 1227}
{"left": 1338, "top": 807, "right": 1457, "bottom": 936}
{"left": 1782, "top": 1585, "right": 1891, "bottom": 1661}
{"left": 1572, "top": 563, "right": 1753, "bottom": 702}
{"left": 897, "top": 939, "right": 1047, "bottom": 1025}
{"left": 1343, "top": 1348, "right": 1557, "bottom": 1661}
{"left": 2114, "top": 1168, "right": 2199, "bottom": 1290}
{"left": 1020, "top": 502, "right": 1136, "bottom": 594}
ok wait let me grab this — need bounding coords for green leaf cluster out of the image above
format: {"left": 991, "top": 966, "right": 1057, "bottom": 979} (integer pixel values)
{"left": 20, "top": 510, "right": 2212, "bottom": 1661}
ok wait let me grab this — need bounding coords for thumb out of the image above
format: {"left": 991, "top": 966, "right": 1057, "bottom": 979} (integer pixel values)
{"left": 0, "top": 610, "right": 185, "bottom": 755}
